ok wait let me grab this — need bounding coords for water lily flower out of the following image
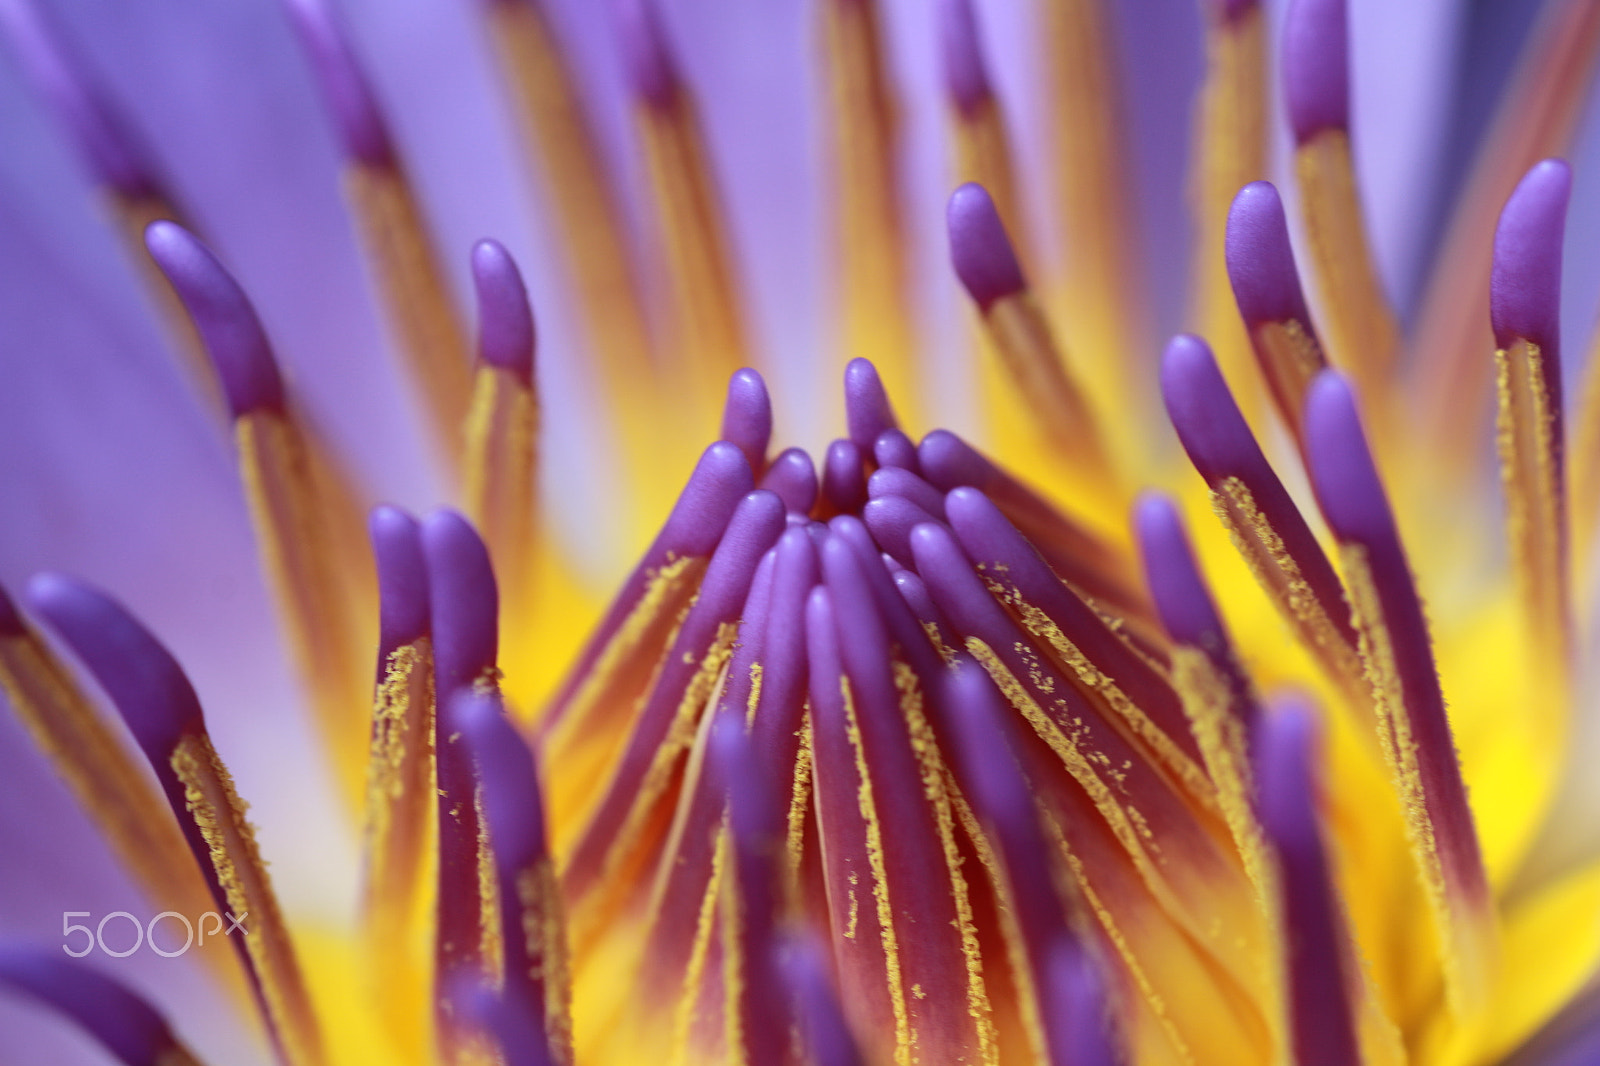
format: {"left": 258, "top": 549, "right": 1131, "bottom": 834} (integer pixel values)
{"left": 4, "top": 0, "right": 1600, "bottom": 1064}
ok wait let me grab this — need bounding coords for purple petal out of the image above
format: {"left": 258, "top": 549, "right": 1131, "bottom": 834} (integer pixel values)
{"left": 421, "top": 509, "right": 498, "bottom": 697}
{"left": 843, "top": 359, "right": 898, "bottom": 452}
{"left": 143, "top": 220, "right": 283, "bottom": 417}
{"left": 947, "top": 182, "right": 1025, "bottom": 312}
{"left": 280, "top": 0, "right": 393, "bottom": 167}
{"left": 1225, "top": 182, "right": 1314, "bottom": 328}
{"left": 1490, "top": 158, "right": 1570, "bottom": 358}
{"left": 369, "top": 504, "right": 429, "bottom": 655}
{"left": 720, "top": 368, "right": 773, "bottom": 474}
{"left": 1283, "top": 0, "right": 1349, "bottom": 143}
{"left": 471, "top": 239, "right": 535, "bottom": 384}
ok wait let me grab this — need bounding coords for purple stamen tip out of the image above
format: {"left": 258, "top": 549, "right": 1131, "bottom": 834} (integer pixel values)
{"left": 421, "top": 509, "right": 499, "bottom": 695}
{"left": 0, "top": 945, "right": 181, "bottom": 1065}
{"left": 25, "top": 572, "right": 203, "bottom": 764}
{"left": 144, "top": 220, "right": 284, "bottom": 418}
{"left": 617, "top": 0, "right": 679, "bottom": 109}
{"left": 1045, "top": 943, "right": 1119, "bottom": 1066}
{"left": 939, "top": 0, "right": 991, "bottom": 115}
{"left": 941, "top": 659, "right": 1031, "bottom": 831}
{"left": 873, "top": 429, "right": 920, "bottom": 473}
{"left": 843, "top": 359, "right": 899, "bottom": 451}
{"left": 1159, "top": 333, "right": 1259, "bottom": 482}
{"left": 454, "top": 689, "right": 546, "bottom": 875}
{"left": 1133, "top": 492, "right": 1227, "bottom": 653}
{"left": 659, "top": 441, "right": 756, "bottom": 557}
{"left": 777, "top": 934, "right": 866, "bottom": 1066}
{"left": 370, "top": 505, "right": 429, "bottom": 651}
{"left": 1253, "top": 694, "right": 1361, "bottom": 1066}
{"left": 471, "top": 239, "right": 536, "bottom": 384}
{"left": 1282, "top": 0, "right": 1349, "bottom": 143}
{"left": 760, "top": 446, "right": 818, "bottom": 515}
{"left": 1303, "top": 371, "right": 1392, "bottom": 546}
{"left": 445, "top": 971, "right": 555, "bottom": 1066}
{"left": 1491, "top": 158, "right": 1571, "bottom": 357}
{"left": 822, "top": 439, "right": 868, "bottom": 513}
{"left": 1226, "top": 181, "right": 1312, "bottom": 328}
{"left": 947, "top": 182, "right": 1026, "bottom": 312}
{"left": 0, "top": 1, "right": 159, "bottom": 199}
{"left": 281, "top": 0, "right": 394, "bottom": 168}
{"left": 721, "top": 368, "right": 773, "bottom": 473}
{"left": 862, "top": 495, "right": 939, "bottom": 569}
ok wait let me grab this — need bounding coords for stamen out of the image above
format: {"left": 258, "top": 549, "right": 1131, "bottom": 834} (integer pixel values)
{"left": 445, "top": 972, "right": 556, "bottom": 1066}
{"left": 0, "top": 582, "right": 221, "bottom": 974}
{"left": 561, "top": 491, "right": 784, "bottom": 950}
{"left": 1160, "top": 334, "right": 1368, "bottom": 711}
{"left": 937, "top": 490, "right": 1207, "bottom": 786}
{"left": 947, "top": 184, "right": 1114, "bottom": 490}
{"left": 479, "top": 0, "right": 655, "bottom": 504}
{"left": 710, "top": 711, "right": 789, "bottom": 1066}
{"left": 719, "top": 369, "right": 773, "bottom": 477}
{"left": 422, "top": 509, "right": 503, "bottom": 1050}
{"left": 0, "top": 1, "right": 211, "bottom": 394}
{"left": 359, "top": 507, "right": 436, "bottom": 1052}
{"left": 759, "top": 447, "right": 817, "bottom": 516}
{"left": 27, "top": 575, "right": 328, "bottom": 1066}
{"left": 872, "top": 429, "right": 919, "bottom": 474}
{"left": 1490, "top": 160, "right": 1573, "bottom": 687}
{"left": 807, "top": 549, "right": 997, "bottom": 1065}
{"left": 862, "top": 494, "right": 940, "bottom": 569}
{"left": 463, "top": 240, "right": 540, "bottom": 640}
{"left": 917, "top": 429, "right": 1146, "bottom": 617}
{"left": 0, "top": 947, "right": 208, "bottom": 1066}
{"left": 539, "top": 442, "right": 753, "bottom": 829}
{"left": 868, "top": 467, "right": 946, "bottom": 520}
{"left": 821, "top": 0, "right": 916, "bottom": 420}
{"left": 1042, "top": 945, "right": 1120, "bottom": 1066}
{"left": 776, "top": 934, "right": 866, "bottom": 1066}
{"left": 620, "top": 0, "right": 749, "bottom": 415}
{"left": 1133, "top": 493, "right": 1268, "bottom": 905}
{"left": 938, "top": 660, "right": 1076, "bottom": 1065}
{"left": 1412, "top": 0, "right": 1600, "bottom": 464}
{"left": 821, "top": 439, "right": 869, "bottom": 516}
{"left": 1282, "top": 0, "right": 1399, "bottom": 395}
{"left": 1225, "top": 181, "right": 1327, "bottom": 446}
{"left": 638, "top": 549, "right": 775, "bottom": 994}
{"left": 146, "top": 220, "right": 374, "bottom": 805}
{"left": 1303, "top": 371, "right": 1496, "bottom": 1013}
{"left": 286, "top": 0, "right": 473, "bottom": 464}
{"left": 844, "top": 358, "right": 900, "bottom": 453}
{"left": 1040, "top": 0, "right": 1136, "bottom": 401}
{"left": 456, "top": 690, "right": 572, "bottom": 1065}
{"left": 940, "top": 0, "right": 1020, "bottom": 245}
{"left": 1188, "top": 0, "right": 1267, "bottom": 422}
{"left": 1252, "top": 699, "right": 1359, "bottom": 1066}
